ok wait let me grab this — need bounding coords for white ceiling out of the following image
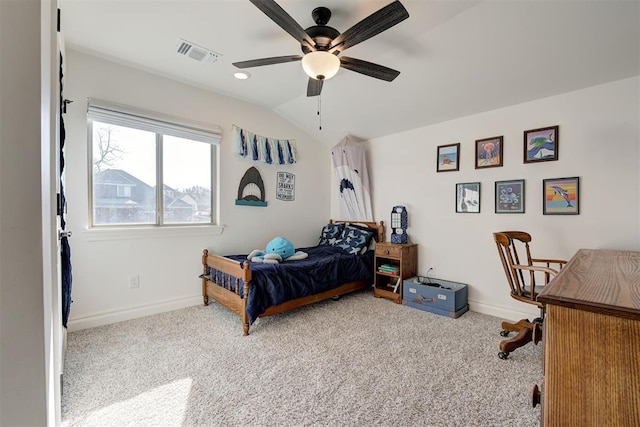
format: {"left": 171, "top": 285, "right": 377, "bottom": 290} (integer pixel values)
{"left": 60, "top": 0, "right": 639, "bottom": 146}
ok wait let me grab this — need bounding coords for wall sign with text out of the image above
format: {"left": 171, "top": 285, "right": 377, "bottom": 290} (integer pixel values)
{"left": 276, "top": 172, "right": 295, "bottom": 201}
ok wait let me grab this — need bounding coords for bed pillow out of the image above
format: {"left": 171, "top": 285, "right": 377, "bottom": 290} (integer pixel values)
{"left": 335, "top": 224, "right": 375, "bottom": 255}
{"left": 318, "top": 222, "right": 344, "bottom": 246}
{"left": 346, "top": 222, "right": 379, "bottom": 241}
{"left": 346, "top": 222, "right": 379, "bottom": 251}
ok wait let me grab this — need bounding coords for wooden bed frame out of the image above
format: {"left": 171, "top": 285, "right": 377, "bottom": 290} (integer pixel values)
{"left": 201, "top": 220, "right": 385, "bottom": 335}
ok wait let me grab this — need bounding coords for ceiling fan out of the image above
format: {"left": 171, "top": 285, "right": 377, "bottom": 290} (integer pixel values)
{"left": 233, "top": 0, "right": 410, "bottom": 97}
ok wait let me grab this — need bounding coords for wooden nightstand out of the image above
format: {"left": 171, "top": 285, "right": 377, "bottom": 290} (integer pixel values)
{"left": 373, "top": 242, "right": 417, "bottom": 303}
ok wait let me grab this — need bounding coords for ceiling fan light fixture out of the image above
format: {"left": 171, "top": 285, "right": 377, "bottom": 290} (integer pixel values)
{"left": 301, "top": 51, "right": 340, "bottom": 80}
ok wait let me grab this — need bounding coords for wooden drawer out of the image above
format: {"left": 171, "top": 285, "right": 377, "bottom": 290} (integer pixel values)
{"left": 376, "top": 244, "right": 402, "bottom": 258}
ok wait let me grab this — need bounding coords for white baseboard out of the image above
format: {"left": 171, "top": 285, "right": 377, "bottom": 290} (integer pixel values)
{"left": 468, "top": 299, "right": 540, "bottom": 322}
{"left": 67, "top": 295, "right": 202, "bottom": 332}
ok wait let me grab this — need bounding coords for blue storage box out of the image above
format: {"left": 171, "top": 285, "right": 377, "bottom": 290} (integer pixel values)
{"left": 403, "top": 276, "right": 469, "bottom": 318}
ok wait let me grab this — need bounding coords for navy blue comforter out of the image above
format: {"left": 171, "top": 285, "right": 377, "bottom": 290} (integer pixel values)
{"left": 222, "top": 245, "right": 373, "bottom": 323}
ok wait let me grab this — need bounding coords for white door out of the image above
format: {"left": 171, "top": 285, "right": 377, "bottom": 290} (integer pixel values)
{"left": 56, "top": 4, "right": 74, "bottom": 418}
{"left": 42, "top": 2, "right": 66, "bottom": 424}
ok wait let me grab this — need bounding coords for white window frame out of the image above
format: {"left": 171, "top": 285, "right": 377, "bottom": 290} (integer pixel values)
{"left": 87, "top": 99, "right": 221, "bottom": 229}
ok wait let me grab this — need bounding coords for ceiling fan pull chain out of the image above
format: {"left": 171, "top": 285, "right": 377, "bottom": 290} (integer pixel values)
{"left": 317, "top": 94, "right": 322, "bottom": 131}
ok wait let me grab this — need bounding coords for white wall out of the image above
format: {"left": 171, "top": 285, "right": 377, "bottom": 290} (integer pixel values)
{"left": 61, "top": 52, "right": 640, "bottom": 329}
{"left": 64, "top": 50, "right": 332, "bottom": 331}
{"left": 0, "top": 0, "right": 48, "bottom": 425}
{"left": 364, "top": 77, "right": 640, "bottom": 320}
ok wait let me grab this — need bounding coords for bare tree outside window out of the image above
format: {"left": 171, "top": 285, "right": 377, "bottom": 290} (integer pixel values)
{"left": 93, "top": 125, "right": 125, "bottom": 173}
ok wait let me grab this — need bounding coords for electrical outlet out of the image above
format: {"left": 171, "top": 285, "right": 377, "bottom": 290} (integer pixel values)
{"left": 130, "top": 275, "right": 139, "bottom": 288}
{"left": 427, "top": 267, "right": 436, "bottom": 278}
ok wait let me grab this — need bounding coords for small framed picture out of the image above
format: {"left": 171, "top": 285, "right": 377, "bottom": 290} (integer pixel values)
{"left": 524, "top": 125, "right": 559, "bottom": 163}
{"left": 436, "top": 143, "right": 460, "bottom": 172}
{"left": 495, "top": 179, "right": 525, "bottom": 214}
{"left": 475, "top": 136, "right": 503, "bottom": 169}
{"left": 543, "top": 177, "right": 579, "bottom": 215}
{"left": 456, "top": 182, "right": 480, "bottom": 213}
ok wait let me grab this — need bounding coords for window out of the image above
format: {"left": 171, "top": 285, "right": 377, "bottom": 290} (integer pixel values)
{"left": 116, "top": 185, "right": 132, "bottom": 198}
{"left": 88, "top": 100, "right": 220, "bottom": 227}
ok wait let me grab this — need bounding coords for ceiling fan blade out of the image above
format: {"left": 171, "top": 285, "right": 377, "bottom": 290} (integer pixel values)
{"left": 307, "top": 78, "right": 323, "bottom": 97}
{"left": 329, "top": 1, "right": 409, "bottom": 53}
{"left": 339, "top": 57, "right": 400, "bottom": 82}
{"left": 249, "top": 0, "right": 316, "bottom": 49}
{"left": 233, "top": 55, "right": 302, "bottom": 69}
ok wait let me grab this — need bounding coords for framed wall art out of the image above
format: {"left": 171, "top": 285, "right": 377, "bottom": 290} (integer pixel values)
{"left": 456, "top": 182, "right": 480, "bottom": 213}
{"left": 543, "top": 176, "right": 579, "bottom": 215}
{"left": 436, "top": 143, "right": 460, "bottom": 172}
{"left": 276, "top": 171, "right": 295, "bottom": 201}
{"left": 495, "top": 179, "right": 525, "bottom": 213}
{"left": 524, "top": 125, "right": 559, "bottom": 163}
{"left": 475, "top": 136, "right": 503, "bottom": 169}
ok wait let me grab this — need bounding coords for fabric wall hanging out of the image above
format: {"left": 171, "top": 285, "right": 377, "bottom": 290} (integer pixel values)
{"left": 234, "top": 125, "right": 297, "bottom": 164}
{"left": 331, "top": 136, "right": 373, "bottom": 221}
{"left": 236, "top": 167, "right": 268, "bottom": 207}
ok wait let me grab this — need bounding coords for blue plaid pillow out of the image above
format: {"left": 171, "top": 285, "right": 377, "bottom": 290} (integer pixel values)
{"left": 318, "top": 223, "right": 344, "bottom": 246}
{"left": 334, "top": 224, "right": 375, "bottom": 255}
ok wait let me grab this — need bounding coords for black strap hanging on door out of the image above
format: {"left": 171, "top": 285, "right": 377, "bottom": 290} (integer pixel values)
{"left": 59, "top": 46, "right": 73, "bottom": 328}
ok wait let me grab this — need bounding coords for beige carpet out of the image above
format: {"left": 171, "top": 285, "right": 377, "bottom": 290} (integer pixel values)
{"left": 62, "top": 290, "right": 542, "bottom": 426}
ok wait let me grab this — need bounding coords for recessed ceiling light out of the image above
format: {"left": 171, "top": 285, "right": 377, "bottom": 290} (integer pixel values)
{"left": 234, "top": 71, "right": 251, "bottom": 80}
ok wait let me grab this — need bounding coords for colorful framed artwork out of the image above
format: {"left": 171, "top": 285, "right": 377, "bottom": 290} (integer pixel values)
{"left": 437, "top": 143, "right": 460, "bottom": 172}
{"left": 495, "top": 179, "right": 525, "bottom": 214}
{"left": 475, "top": 136, "right": 503, "bottom": 169}
{"left": 543, "top": 177, "right": 579, "bottom": 215}
{"left": 456, "top": 182, "right": 480, "bottom": 213}
{"left": 524, "top": 125, "right": 559, "bottom": 163}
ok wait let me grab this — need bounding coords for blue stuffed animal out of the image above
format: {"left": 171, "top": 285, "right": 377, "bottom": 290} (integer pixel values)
{"left": 248, "top": 237, "right": 308, "bottom": 264}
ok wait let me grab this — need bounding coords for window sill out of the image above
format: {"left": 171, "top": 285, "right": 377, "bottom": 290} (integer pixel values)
{"left": 82, "top": 225, "right": 225, "bottom": 242}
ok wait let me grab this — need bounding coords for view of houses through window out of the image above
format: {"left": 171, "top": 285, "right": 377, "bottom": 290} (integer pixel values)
{"left": 91, "top": 121, "right": 213, "bottom": 226}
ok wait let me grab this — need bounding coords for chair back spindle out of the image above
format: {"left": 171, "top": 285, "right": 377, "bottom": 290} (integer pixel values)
{"left": 493, "top": 231, "right": 561, "bottom": 308}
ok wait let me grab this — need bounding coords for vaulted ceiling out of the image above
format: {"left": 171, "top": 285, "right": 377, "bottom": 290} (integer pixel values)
{"left": 61, "top": 0, "right": 639, "bottom": 146}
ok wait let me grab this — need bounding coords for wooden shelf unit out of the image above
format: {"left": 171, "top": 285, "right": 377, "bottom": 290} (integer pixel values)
{"left": 373, "top": 242, "right": 417, "bottom": 304}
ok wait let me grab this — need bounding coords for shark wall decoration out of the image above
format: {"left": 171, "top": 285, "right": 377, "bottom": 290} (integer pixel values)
{"left": 236, "top": 166, "right": 268, "bottom": 207}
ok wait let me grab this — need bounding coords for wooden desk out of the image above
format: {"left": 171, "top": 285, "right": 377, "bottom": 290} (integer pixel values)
{"left": 537, "top": 249, "right": 640, "bottom": 426}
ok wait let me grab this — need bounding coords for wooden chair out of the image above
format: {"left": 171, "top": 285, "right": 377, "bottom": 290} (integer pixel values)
{"left": 493, "top": 231, "right": 566, "bottom": 359}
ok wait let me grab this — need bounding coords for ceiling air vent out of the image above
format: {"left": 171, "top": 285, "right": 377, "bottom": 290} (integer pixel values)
{"left": 176, "top": 38, "right": 221, "bottom": 64}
